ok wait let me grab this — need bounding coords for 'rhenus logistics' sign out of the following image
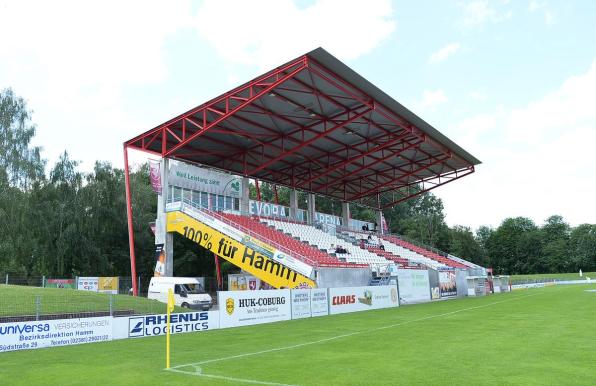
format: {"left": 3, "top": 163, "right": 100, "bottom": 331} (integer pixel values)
{"left": 168, "top": 160, "right": 242, "bottom": 198}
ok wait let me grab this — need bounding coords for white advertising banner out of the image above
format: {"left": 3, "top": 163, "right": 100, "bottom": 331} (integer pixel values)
{"left": 219, "top": 289, "right": 291, "bottom": 328}
{"left": 310, "top": 288, "right": 329, "bottom": 317}
{"left": 250, "top": 200, "right": 288, "bottom": 218}
{"left": 0, "top": 317, "right": 112, "bottom": 353}
{"left": 117, "top": 311, "right": 219, "bottom": 339}
{"left": 77, "top": 277, "right": 99, "bottom": 292}
{"left": 397, "top": 269, "right": 431, "bottom": 304}
{"left": 168, "top": 160, "right": 242, "bottom": 198}
{"left": 290, "top": 289, "right": 312, "bottom": 319}
{"left": 315, "top": 212, "right": 342, "bottom": 226}
{"left": 328, "top": 285, "right": 399, "bottom": 315}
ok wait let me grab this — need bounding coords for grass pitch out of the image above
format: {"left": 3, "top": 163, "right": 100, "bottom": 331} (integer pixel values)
{"left": 2, "top": 284, "right": 596, "bottom": 385}
{"left": 510, "top": 272, "right": 595, "bottom": 283}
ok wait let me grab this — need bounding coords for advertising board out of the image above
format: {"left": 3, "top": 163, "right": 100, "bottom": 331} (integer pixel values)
{"left": 77, "top": 277, "right": 99, "bottom": 292}
{"left": 168, "top": 160, "right": 242, "bottom": 198}
{"left": 45, "top": 279, "right": 76, "bottom": 289}
{"left": 439, "top": 270, "right": 457, "bottom": 298}
{"left": 0, "top": 317, "right": 112, "bottom": 353}
{"left": 290, "top": 289, "right": 312, "bottom": 319}
{"left": 121, "top": 311, "right": 219, "bottom": 339}
{"left": 98, "top": 277, "right": 119, "bottom": 294}
{"left": 396, "top": 269, "right": 431, "bottom": 304}
{"left": 328, "top": 286, "right": 399, "bottom": 315}
{"left": 167, "top": 211, "right": 315, "bottom": 288}
{"left": 186, "top": 206, "right": 314, "bottom": 279}
{"left": 250, "top": 200, "right": 288, "bottom": 218}
{"left": 228, "top": 274, "right": 263, "bottom": 291}
{"left": 310, "top": 288, "right": 329, "bottom": 317}
{"left": 218, "top": 289, "right": 291, "bottom": 328}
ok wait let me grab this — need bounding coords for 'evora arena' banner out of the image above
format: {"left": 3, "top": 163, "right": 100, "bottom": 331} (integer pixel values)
{"left": 166, "top": 211, "right": 315, "bottom": 289}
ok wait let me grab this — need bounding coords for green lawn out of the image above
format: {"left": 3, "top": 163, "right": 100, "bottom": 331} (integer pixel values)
{"left": 2, "top": 284, "right": 596, "bottom": 385}
{"left": 510, "top": 272, "right": 595, "bottom": 283}
{"left": 0, "top": 285, "right": 181, "bottom": 317}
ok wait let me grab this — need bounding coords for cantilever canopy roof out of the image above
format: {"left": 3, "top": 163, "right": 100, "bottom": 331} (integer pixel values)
{"left": 125, "top": 48, "right": 480, "bottom": 209}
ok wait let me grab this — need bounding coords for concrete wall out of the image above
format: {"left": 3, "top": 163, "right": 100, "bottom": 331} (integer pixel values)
{"left": 316, "top": 267, "right": 371, "bottom": 288}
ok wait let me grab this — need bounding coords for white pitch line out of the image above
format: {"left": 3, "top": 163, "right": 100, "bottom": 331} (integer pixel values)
{"left": 166, "top": 367, "right": 296, "bottom": 386}
{"left": 171, "top": 290, "right": 545, "bottom": 373}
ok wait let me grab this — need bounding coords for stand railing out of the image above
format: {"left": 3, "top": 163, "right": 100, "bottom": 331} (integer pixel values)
{"left": 167, "top": 199, "right": 365, "bottom": 269}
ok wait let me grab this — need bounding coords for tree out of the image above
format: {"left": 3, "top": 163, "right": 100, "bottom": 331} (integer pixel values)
{"left": 401, "top": 193, "right": 448, "bottom": 248}
{"left": 569, "top": 224, "right": 596, "bottom": 272}
{"left": 0, "top": 89, "right": 46, "bottom": 276}
{"left": 449, "top": 225, "right": 485, "bottom": 266}
{"left": 540, "top": 215, "right": 571, "bottom": 273}
{"left": 485, "top": 217, "right": 542, "bottom": 274}
{"left": 0, "top": 88, "right": 45, "bottom": 189}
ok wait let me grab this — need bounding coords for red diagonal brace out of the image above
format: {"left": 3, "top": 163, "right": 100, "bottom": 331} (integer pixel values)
{"left": 248, "top": 107, "right": 373, "bottom": 175}
{"left": 298, "top": 131, "right": 414, "bottom": 186}
{"left": 348, "top": 154, "right": 451, "bottom": 201}
{"left": 163, "top": 63, "right": 308, "bottom": 158}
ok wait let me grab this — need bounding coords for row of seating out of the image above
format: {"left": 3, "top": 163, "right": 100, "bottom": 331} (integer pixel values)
{"left": 260, "top": 219, "right": 393, "bottom": 272}
{"left": 217, "top": 208, "right": 473, "bottom": 270}
{"left": 381, "top": 235, "right": 468, "bottom": 269}
{"left": 340, "top": 230, "right": 447, "bottom": 269}
{"left": 218, "top": 213, "right": 359, "bottom": 268}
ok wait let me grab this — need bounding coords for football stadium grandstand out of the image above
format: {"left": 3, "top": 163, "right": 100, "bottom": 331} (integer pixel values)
{"left": 123, "top": 47, "right": 484, "bottom": 294}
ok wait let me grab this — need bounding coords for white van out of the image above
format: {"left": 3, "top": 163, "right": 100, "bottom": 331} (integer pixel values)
{"left": 148, "top": 277, "right": 212, "bottom": 311}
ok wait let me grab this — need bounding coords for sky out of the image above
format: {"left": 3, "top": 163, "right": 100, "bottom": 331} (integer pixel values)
{"left": 1, "top": 0, "right": 595, "bottom": 230}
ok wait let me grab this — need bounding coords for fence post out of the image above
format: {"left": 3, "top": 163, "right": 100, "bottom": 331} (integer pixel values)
{"left": 138, "top": 276, "right": 141, "bottom": 295}
{"left": 35, "top": 295, "right": 41, "bottom": 321}
{"left": 5, "top": 273, "right": 7, "bottom": 285}
{"left": 42, "top": 275, "right": 45, "bottom": 288}
{"left": 109, "top": 294, "right": 113, "bottom": 316}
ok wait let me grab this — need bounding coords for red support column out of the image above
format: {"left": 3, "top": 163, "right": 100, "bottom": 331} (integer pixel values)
{"left": 123, "top": 145, "right": 139, "bottom": 296}
{"left": 255, "top": 180, "right": 261, "bottom": 201}
{"left": 214, "top": 254, "right": 223, "bottom": 290}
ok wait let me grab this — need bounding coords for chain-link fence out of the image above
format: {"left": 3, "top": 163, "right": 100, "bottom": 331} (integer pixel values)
{"left": 0, "top": 274, "right": 219, "bottom": 322}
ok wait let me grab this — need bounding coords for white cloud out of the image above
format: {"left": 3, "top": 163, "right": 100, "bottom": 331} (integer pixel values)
{"left": 0, "top": 0, "right": 193, "bottom": 170}
{"left": 468, "top": 90, "right": 488, "bottom": 101}
{"left": 193, "top": 0, "right": 396, "bottom": 69}
{"left": 415, "top": 90, "right": 448, "bottom": 112}
{"left": 462, "top": 0, "right": 512, "bottom": 26}
{"left": 438, "top": 60, "right": 596, "bottom": 229}
{"left": 429, "top": 43, "right": 461, "bottom": 64}
{"left": 529, "top": 1, "right": 555, "bottom": 25}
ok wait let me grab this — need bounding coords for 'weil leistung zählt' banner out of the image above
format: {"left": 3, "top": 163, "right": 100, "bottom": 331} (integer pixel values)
{"left": 168, "top": 160, "right": 242, "bottom": 198}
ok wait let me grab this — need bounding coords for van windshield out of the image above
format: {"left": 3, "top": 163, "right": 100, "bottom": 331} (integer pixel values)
{"left": 179, "top": 283, "right": 205, "bottom": 294}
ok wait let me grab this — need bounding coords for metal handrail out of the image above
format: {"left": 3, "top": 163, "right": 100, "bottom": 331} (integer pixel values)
{"left": 168, "top": 199, "right": 365, "bottom": 269}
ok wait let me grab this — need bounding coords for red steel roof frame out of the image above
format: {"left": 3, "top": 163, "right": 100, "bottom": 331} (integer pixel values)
{"left": 125, "top": 48, "right": 479, "bottom": 210}
{"left": 122, "top": 48, "right": 481, "bottom": 295}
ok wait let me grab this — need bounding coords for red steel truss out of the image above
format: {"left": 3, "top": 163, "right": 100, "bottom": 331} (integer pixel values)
{"left": 122, "top": 48, "right": 480, "bottom": 294}
{"left": 125, "top": 49, "right": 478, "bottom": 207}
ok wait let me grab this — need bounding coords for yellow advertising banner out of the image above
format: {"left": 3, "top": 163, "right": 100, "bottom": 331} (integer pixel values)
{"left": 98, "top": 277, "right": 119, "bottom": 294}
{"left": 166, "top": 211, "right": 315, "bottom": 289}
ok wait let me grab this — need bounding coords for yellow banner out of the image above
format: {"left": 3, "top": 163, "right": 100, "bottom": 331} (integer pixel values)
{"left": 167, "top": 211, "right": 315, "bottom": 289}
{"left": 98, "top": 277, "right": 119, "bottom": 293}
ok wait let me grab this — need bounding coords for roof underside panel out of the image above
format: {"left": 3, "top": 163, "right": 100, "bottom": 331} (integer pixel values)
{"left": 126, "top": 49, "right": 478, "bottom": 209}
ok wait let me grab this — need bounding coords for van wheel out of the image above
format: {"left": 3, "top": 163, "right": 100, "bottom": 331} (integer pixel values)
{"left": 181, "top": 302, "right": 189, "bottom": 308}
